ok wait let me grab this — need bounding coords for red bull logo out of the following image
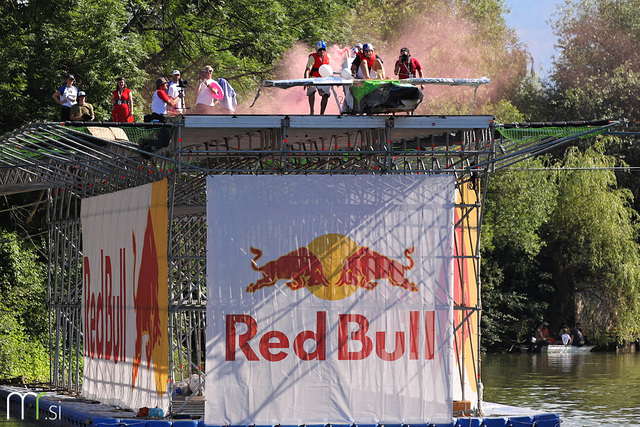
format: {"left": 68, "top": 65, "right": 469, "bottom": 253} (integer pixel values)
{"left": 131, "top": 205, "right": 169, "bottom": 396}
{"left": 245, "top": 233, "right": 417, "bottom": 300}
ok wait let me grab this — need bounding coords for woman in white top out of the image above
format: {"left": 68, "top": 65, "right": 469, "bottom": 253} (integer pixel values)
{"left": 194, "top": 66, "right": 220, "bottom": 114}
{"left": 52, "top": 74, "right": 78, "bottom": 121}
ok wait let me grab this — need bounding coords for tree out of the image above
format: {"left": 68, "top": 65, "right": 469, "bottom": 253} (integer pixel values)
{"left": 544, "top": 138, "right": 640, "bottom": 343}
{"left": 0, "top": 0, "right": 355, "bottom": 133}
{"left": 549, "top": 0, "right": 640, "bottom": 120}
{"left": 0, "top": 231, "right": 49, "bottom": 381}
{"left": 481, "top": 157, "right": 557, "bottom": 349}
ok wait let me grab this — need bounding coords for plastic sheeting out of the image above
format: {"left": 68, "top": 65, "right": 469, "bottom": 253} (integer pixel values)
{"left": 80, "top": 180, "right": 170, "bottom": 412}
{"left": 206, "top": 175, "right": 456, "bottom": 425}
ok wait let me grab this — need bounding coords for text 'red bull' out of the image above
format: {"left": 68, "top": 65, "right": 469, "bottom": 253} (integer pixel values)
{"left": 83, "top": 249, "right": 127, "bottom": 363}
{"left": 226, "top": 311, "right": 434, "bottom": 362}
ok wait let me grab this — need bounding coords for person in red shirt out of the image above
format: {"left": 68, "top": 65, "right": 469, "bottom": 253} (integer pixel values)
{"left": 394, "top": 47, "right": 423, "bottom": 80}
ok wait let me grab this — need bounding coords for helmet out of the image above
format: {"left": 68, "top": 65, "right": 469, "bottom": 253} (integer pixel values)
{"left": 363, "top": 43, "right": 374, "bottom": 52}
{"left": 355, "top": 43, "right": 363, "bottom": 51}
{"left": 316, "top": 41, "right": 327, "bottom": 51}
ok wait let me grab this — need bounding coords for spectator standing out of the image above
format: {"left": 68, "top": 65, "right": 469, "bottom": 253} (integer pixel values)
{"left": 52, "top": 74, "right": 78, "bottom": 121}
{"left": 70, "top": 91, "right": 95, "bottom": 121}
{"left": 394, "top": 47, "right": 423, "bottom": 79}
{"left": 167, "top": 70, "right": 185, "bottom": 114}
{"left": 195, "top": 66, "right": 218, "bottom": 114}
{"left": 111, "top": 77, "right": 133, "bottom": 122}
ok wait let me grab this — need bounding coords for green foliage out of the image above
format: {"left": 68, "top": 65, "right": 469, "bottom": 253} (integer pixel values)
{"left": 0, "top": 307, "right": 49, "bottom": 381}
{"left": 546, "top": 138, "right": 640, "bottom": 343}
{"left": 548, "top": 0, "right": 640, "bottom": 120}
{"left": 481, "top": 157, "right": 557, "bottom": 349}
{"left": 0, "top": 231, "right": 49, "bottom": 381}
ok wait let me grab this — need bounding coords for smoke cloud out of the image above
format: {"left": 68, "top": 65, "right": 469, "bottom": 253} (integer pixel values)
{"left": 239, "top": 11, "right": 526, "bottom": 115}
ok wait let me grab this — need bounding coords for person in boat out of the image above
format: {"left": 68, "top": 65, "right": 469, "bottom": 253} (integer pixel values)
{"left": 540, "top": 321, "right": 556, "bottom": 344}
{"left": 352, "top": 43, "right": 385, "bottom": 79}
{"left": 570, "top": 323, "right": 585, "bottom": 347}
{"left": 304, "top": 41, "right": 331, "bottom": 115}
{"left": 560, "top": 324, "right": 571, "bottom": 345}
{"left": 533, "top": 321, "right": 553, "bottom": 350}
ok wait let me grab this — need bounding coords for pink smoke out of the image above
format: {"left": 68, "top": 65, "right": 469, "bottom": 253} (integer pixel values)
{"left": 236, "top": 43, "right": 349, "bottom": 115}
{"left": 239, "top": 12, "right": 526, "bottom": 115}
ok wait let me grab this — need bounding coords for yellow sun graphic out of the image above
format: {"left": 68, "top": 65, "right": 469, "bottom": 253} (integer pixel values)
{"left": 306, "top": 233, "right": 360, "bottom": 300}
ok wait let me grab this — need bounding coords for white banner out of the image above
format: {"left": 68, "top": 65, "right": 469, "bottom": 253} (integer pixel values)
{"left": 206, "top": 175, "right": 455, "bottom": 425}
{"left": 81, "top": 180, "right": 169, "bottom": 412}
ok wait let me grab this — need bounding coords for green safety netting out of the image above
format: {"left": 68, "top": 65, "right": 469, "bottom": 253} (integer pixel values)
{"left": 496, "top": 126, "right": 608, "bottom": 143}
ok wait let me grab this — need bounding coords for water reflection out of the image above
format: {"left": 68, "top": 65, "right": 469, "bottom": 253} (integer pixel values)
{"left": 483, "top": 352, "right": 640, "bottom": 426}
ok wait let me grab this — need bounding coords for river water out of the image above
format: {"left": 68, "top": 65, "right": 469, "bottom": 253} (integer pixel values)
{"left": 482, "top": 351, "right": 640, "bottom": 426}
{"left": 2, "top": 352, "right": 638, "bottom": 426}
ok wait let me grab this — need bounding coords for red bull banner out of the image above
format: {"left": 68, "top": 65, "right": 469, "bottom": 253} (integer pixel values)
{"left": 206, "top": 175, "right": 456, "bottom": 425}
{"left": 80, "top": 180, "right": 169, "bottom": 412}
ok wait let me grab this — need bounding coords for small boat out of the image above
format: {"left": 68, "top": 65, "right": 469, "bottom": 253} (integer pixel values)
{"left": 542, "top": 344, "right": 595, "bottom": 354}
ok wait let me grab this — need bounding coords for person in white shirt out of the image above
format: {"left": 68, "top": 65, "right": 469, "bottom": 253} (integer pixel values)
{"left": 52, "top": 74, "right": 78, "bottom": 121}
{"left": 195, "top": 66, "right": 219, "bottom": 114}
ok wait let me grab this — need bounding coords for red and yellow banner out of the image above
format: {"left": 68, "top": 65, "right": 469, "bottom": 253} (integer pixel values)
{"left": 81, "top": 180, "right": 169, "bottom": 412}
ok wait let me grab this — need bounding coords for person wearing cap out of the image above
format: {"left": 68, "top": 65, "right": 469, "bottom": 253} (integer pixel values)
{"left": 167, "top": 70, "right": 185, "bottom": 114}
{"left": 52, "top": 74, "right": 78, "bottom": 121}
{"left": 70, "top": 91, "right": 95, "bottom": 121}
{"left": 354, "top": 43, "right": 385, "bottom": 79}
{"left": 150, "top": 77, "right": 180, "bottom": 121}
{"left": 394, "top": 47, "right": 423, "bottom": 80}
{"left": 111, "top": 76, "right": 133, "bottom": 122}
{"left": 195, "top": 65, "right": 219, "bottom": 114}
{"left": 304, "top": 41, "right": 331, "bottom": 115}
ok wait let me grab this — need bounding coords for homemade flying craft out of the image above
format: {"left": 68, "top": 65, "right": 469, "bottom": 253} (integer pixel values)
{"left": 251, "top": 66, "right": 491, "bottom": 115}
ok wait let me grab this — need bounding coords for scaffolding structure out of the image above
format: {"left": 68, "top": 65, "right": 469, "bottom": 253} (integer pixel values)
{"left": 0, "top": 115, "right": 621, "bottom": 417}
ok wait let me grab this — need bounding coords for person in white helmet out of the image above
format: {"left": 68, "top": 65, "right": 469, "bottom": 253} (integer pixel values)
{"left": 354, "top": 43, "right": 385, "bottom": 79}
{"left": 304, "top": 41, "right": 331, "bottom": 115}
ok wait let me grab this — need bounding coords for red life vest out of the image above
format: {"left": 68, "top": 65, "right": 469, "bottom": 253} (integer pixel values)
{"left": 309, "top": 52, "right": 330, "bottom": 77}
{"left": 358, "top": 51, "right": 378, "bottom": 70}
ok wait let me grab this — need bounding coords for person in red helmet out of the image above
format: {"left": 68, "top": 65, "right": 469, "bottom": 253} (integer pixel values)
{"left": 304, "top": 41, "right": 331, "bottom": 115}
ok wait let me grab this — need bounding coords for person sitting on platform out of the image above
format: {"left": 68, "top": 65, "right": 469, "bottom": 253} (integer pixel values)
{"left": 353, "top": 43, "right": 385, "bottom": 79}
{"left": 69, "top": 91, "right": 94, "bottom": 121}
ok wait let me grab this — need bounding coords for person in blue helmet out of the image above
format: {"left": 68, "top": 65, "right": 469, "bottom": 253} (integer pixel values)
{"left": 304, "top": 41, "right": 331, "bottom": 115}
